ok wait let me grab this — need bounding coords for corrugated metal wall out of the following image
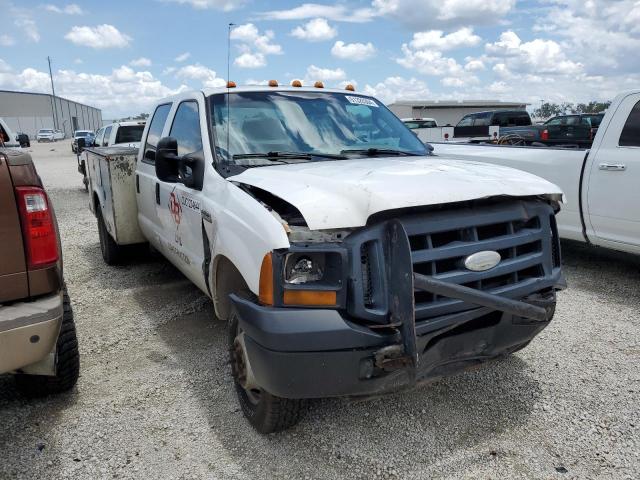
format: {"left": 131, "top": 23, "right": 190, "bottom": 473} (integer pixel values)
{"left": 0, "top": 91, "right": 102, "bottom": 139}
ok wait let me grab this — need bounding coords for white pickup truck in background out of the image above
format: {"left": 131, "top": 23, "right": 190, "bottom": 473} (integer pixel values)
{"left": 434, "top": 90, "right": 640, "bottom": 255}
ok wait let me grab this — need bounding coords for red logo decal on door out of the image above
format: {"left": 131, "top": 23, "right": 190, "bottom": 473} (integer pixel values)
{"left": 169, "top": 192, "right": 182, "bottom": 225}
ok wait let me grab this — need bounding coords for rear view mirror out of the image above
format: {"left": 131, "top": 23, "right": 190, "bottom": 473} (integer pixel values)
{"left": 155, "top": 137, "right": 179, "bottom": 183}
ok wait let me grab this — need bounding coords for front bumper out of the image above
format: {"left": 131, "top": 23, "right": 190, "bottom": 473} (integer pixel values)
{"left": 0, "top": 293, "right": 63, "bottom": 375}
{"left": 231, "top": 288, "right": 556, "bottom": 399}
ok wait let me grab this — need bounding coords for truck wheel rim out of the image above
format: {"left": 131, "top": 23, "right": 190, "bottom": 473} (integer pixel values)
{"left": 232, "top": 329, "right": 262, "bottom": 405}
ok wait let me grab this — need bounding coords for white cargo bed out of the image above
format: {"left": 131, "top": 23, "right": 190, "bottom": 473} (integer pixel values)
{"left": 85, "top": 146, "right": 146, "bottom": 245}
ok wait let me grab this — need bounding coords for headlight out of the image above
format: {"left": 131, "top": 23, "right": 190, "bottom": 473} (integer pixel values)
{"left": 258, "top": 248, "right": 347, "bottom": 308}
{"left": 284, "top": 253, "right": 325, "bottom": 284}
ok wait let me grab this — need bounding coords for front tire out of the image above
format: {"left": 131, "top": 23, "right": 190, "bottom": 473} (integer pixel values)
{"left": 97, "top": 208, "right": 123, "bottom": 265}
{"left": 228, "top": 310, "right": 306, "bottom": 433}
{"left": 15, "top": 287, "right": 80, "bottom": 396}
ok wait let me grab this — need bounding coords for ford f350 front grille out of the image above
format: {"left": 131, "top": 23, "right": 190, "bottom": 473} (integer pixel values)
{"left": 346, "top": 200, "right": 561, "bottom": 323}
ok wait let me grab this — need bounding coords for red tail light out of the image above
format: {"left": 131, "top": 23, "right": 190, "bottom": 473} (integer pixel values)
{"left": 15, "top": 187, "right": 59, "bottom": 269}
{"left": 541, "top": 129, "right": 549, "bottom": 141}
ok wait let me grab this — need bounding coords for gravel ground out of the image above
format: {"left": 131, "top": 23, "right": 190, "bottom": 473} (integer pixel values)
{"left": 1, "top": 142, "right": 638, "bottom": 479}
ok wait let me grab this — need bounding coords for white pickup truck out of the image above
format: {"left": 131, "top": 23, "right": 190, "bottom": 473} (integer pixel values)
{"left": 433, "top": 90, "right": 640, "bottom": 255}
{"left": 85, "top": 85, "right": 565, "bottom": 433}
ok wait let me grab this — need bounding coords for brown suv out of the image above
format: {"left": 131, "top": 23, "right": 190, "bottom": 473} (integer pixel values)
{"left": 0, "top": 148, "right": 79, "bottom": 395}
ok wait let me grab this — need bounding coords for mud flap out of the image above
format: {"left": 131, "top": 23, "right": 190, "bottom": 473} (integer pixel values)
{"left": 380, "top": 220, "right": 418, "bottom": 379}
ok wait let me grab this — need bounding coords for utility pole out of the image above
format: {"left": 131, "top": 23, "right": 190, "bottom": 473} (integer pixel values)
{"left": 47, "top": 56, "right": 59, "bottom": 130}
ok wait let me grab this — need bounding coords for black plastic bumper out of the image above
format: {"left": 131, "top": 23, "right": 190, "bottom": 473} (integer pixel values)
{"left": 231, "top": 293, "right": 555, "bottom": 399}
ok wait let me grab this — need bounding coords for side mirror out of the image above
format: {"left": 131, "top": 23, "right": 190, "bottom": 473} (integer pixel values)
{"left": 77, "top": 137, "right": 86, "bottom": 153}
{"left": 155, "top": 137, "right": 180, "bottom": 183}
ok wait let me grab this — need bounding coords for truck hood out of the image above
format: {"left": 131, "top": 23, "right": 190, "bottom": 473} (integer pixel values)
{"left": 229, "top": 156, "right": 563, "bottom": 230}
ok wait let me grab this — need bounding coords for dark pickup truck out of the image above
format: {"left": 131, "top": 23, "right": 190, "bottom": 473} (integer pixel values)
{"left": 454, "top": 110, "right": 532, "bottom": 141}
{"left": 498, "top": 113, "right": 605, "bottom": 147}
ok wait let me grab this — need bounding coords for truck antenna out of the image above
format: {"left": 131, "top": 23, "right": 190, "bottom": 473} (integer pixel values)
{"left": 226, "top": 22, "right": 235, "bottom": 164}
{"left": 47, "top": 56, "right": 59, "bottom": 131}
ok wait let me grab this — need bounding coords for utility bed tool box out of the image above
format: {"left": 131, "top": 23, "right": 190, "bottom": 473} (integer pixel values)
{"left": 84, "top": 146, "right": 145, "bottom": 245}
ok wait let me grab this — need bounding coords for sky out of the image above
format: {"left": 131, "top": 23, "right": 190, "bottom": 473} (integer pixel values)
{"left": 0, "top": 0, "right": 639, "bottom": 118}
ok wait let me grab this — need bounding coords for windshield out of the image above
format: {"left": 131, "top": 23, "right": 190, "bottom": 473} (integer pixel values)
{"left": 75, "top": 131, "right": 92, "bottom": 137}
{"left": 115, "top": 125, "right": 145, "bottom": 144}
{"left": 209, "top": 91, "right": 427, "bottom": 164}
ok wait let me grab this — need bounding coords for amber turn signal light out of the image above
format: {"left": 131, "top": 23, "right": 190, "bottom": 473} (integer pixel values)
{"left": 283, "top": 290, "right": 337, "bottom": 306}
{"left": 258, "top": 253, "right": 274, "bottom": 306}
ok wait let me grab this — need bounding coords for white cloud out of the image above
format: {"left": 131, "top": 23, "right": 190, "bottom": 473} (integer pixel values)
{"left": 485, "top": 31, "right": 583, "bottom": 75}
{"left": 291, "top": 18, "right": 337, "bottom": 42}
{"left": 74, "top": 58, "right": 83, "bottom": 64}
{"left": 162, "top": 0, "right": 243, "bottom": 10}
{"left": 0, "top": 59, "right": 188, "bottom": 118}
{"left": 258, "top": 3, "right": 375, "bottom": 22}
{"left": 129, "top": 57, "right": 152, "bottom": 67}
{"left": 175, "top": 52, "right": 191, "bottom": 62}
{"left": 306, "top": 65, "right": 347, "bottom": 82}
{"left": 15, "top": 18, "right": 40, "bottom": 43}
{"left": 175, "top": 63, "right": 226, "bottom": 87}
{"left": 397, "top": 44, "right": 465, "bottom": 76}
{"left": 362, "top": 76, "right": 430, "bottom": 104}
{"left": 230, "top": 23, "right": 282, "bottom": 68}
{"left": 372, "top": 0, "right": 515, "bottom": 30}
{"left": 65, "top": 24, "right": 131, "bottom": 49}
{"left": 331, "top": 41, "right": 376, "bottom": 61}
{"left": 0, "top": 35, "right": 15, "bottom": 46}
{"left": 464, "top": 59, "right": 485, "bottom": 71}
{"left": 234, "top": 52, "right": 266, "bottom": 69}
{"left": 532, "top": 0, "right": 640, "bottom": 73}
{"left": 409, "top": 27, "right": 481, "bottom": 51}
{"left": 44, "top": 4, "right": 84, "bottom": 15}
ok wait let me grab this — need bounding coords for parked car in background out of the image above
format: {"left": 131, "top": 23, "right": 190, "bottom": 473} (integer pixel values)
{"left": 71, "top": 130, "right": 95, "bottom": 153}
{"left": 53, "top": 130, "right": 65, "bottom": 141}
{"left": 497, "top": 113, "right": 605, "bottom": 147}
{"left": 0, "top": 147, "right": 80, "bottom": 395}
{"left": 37, "top": 129, "right": 56, "bottom": 142}
{"left": 402, "top": 118, "right": 438, "bottom": 129}
{"left": 93, "top": 121, "right": 146, "bottom": 149}
{"left": 0, "top": 118, "right": 20, "bottom": 148}
{"left": 434, "top": 90, "right": 640, "bottom": 255}
{"left": 84, "top": 85, "right": 564, "bottom": 433}
{"left": 454, "top": 110, "right": 532, "bottom": 141}
{"left": 15, "top": 133, "right": 30, "bottom": 148}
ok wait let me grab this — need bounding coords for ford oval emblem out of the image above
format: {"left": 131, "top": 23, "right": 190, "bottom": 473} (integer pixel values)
{"left": 464, "top": 251, "right": 501, "bottom": 272}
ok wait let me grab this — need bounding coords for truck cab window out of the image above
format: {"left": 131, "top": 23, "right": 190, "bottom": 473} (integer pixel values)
{"left": 143, "top": 103, "right": 172, "bottom": 163}
{"left": 102, "top": 126, "right": 112, "bottom": 147}
{"left": 619, "top": 100, "right": 640, "bottom": 147}
{"left": 457, "top": 115, "right": 473, "bottom": 127}
{"left": 169, "top": 101, "right": 203, "bottom": 157}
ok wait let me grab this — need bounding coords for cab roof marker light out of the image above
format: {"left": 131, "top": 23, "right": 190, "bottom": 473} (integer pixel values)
{"left": 291, "top": 80, "right": 302, "bottom": 87}
{"left": 345, "top": 84, "right": 355, "bottom": 91}
{"left": 314, "top": 81, "right": 324, "bottom": 88}
{"left": 226, "top": 81, "right": 237, "bottom": 88}
{"left": 268, "top": 80, "right": 278, "bottom": 87}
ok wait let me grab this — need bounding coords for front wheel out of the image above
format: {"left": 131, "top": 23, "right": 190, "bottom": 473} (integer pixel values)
{"left": 228, "top": 310, "right": 306, "bottom": 433}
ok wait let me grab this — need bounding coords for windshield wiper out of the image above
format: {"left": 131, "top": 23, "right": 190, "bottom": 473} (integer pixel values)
{"left": 340, "top": 148, "right": 421, "bottom": 157}
{"left": 233, "top": 151, "right": 348, "bottom": 161}
{"left": 233, "top": 151, "right": 312, "bottom": 161}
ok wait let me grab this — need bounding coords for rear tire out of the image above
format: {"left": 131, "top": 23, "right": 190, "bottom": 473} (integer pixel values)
{"left": 228, "top": 310, "right": 306, "bottom": 433}
{"left": 15, "top": 287, "right": 80, "bottom": 396}
{"left": 97, "top": 208, "right": 123, "bottom": 265}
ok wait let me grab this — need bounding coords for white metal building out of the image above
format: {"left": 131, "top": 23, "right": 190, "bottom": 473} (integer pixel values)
{"left": 0, "top": 90, "right": 102, "bottom": 139}
{"left": 388, "top": 100, "right": 529, "bottom": 126}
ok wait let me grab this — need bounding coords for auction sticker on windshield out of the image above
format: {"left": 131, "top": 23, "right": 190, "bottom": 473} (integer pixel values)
{"left": 345, "top": 96, "right": 379, "bottom": 107}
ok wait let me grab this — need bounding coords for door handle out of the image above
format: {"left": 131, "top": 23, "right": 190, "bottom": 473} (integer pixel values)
{"left": 155, "top": 183, "right": 160, "bottom": 204}
{"left": 599, "top": 163, "right": 626, "bottom": 171}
